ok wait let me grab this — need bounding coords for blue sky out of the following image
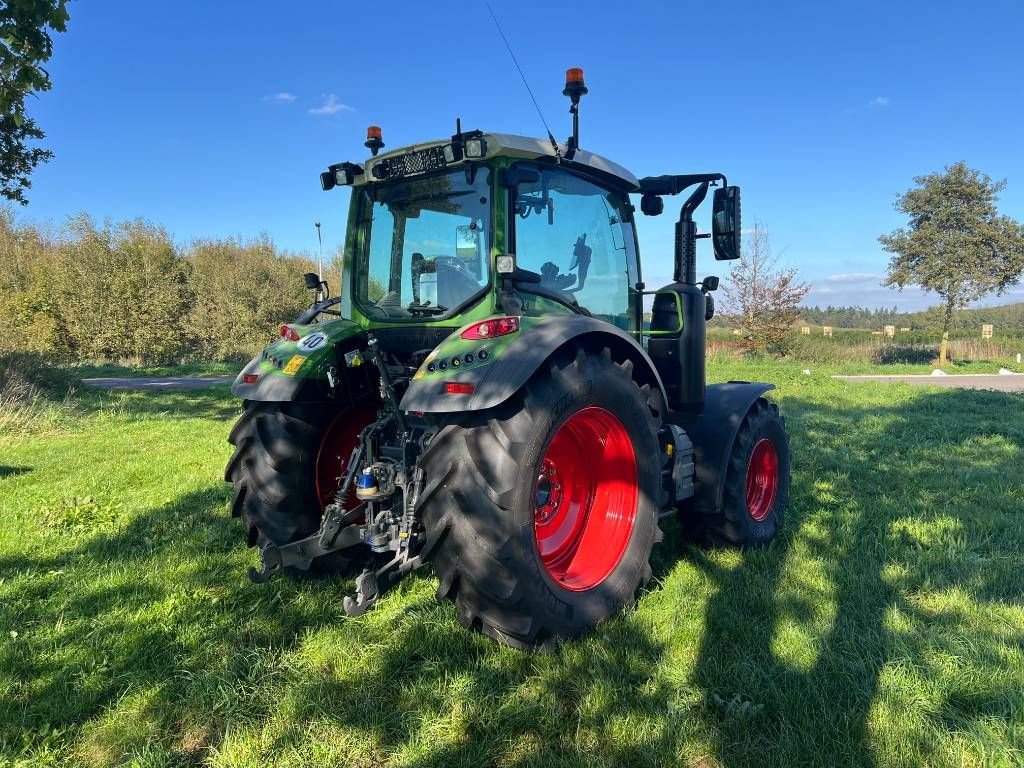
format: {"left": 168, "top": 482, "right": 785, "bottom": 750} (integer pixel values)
{"left": 18, "top": 0, "right": 1024, "bottom": 310}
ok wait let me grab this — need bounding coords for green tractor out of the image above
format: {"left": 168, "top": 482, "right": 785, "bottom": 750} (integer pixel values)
{"left": 225, "top": 69, "right": 790, "bottom": 650}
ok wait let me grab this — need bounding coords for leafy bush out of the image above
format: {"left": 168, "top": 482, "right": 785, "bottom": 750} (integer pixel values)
{"left": 0, "top": 208, "right": 336, "bottom": 366}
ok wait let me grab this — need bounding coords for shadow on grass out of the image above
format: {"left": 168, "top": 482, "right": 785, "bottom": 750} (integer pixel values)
{"left": 690, "top": 386, "right": 1023, "bottom": 767}
{"left": 0, "top": 485, "right": 357, "bottom": 763}
{"left": 0, "top": 465, "right": 31, "bottom": 478}
{"left": 1, "top": 387, "right": 1021, "bottom": 766}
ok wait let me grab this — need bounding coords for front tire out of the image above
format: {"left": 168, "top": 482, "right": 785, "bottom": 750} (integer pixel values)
{"left": 705, "top": 397, "right": 790, "bottom": 546}
{"left": 417, "top": 346, "right": 666, "bottom": 650}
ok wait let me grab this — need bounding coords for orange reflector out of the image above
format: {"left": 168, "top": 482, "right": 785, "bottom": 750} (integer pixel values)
{"left": 243, "top": 374, "right": 259, "bottom": 384}
{"left": 444, "top": 382, "right": 475, "bottom": 395}
{"left": 565, "top": 67, "right": 585, "bottom": 84}
{"left": 367, "top": 125, "right": 382, "bottom": 140}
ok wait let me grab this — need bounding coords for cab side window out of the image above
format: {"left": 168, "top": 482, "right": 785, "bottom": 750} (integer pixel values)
{"left": 513, "top": 167, "right": 635, "bottom": 329}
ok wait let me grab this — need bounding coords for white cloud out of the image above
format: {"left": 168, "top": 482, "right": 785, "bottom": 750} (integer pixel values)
{"left": 263, "top": 92, "right": 297, "bottom": 104}
{"left": 823, "top": 272, "right": 883, "bottom": 284}
{"left": 309, "top": 94, "right": 353, "bottom": 116}
{"left": 804, "top": 283, "right": 933, "bottom": 310}
{"left": 869, "top": 96, "right": 891, "bottom": 108}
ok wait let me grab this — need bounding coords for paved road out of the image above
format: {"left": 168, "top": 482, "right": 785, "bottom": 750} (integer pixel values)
{"left": 834, "top": 374, "right": 1024, "bottom": 392}
{"left": 82, "top": 376, "right": 234, "bottom": 391}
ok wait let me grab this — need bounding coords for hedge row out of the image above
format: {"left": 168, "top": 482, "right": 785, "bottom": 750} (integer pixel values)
{"left": 1, "top": 210, "right": 341, "bottom": 365}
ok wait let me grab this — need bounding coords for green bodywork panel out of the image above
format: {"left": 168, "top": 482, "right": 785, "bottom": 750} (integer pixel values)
{"left": 254, "top": 318, "right": 363, "bottom": 382}
{"left": 411, "top": 314, "right": 544, "bottom": 383}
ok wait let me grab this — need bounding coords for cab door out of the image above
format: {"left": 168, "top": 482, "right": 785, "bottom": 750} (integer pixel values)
{"left": 511, "top": 165, "right": 641, "bottom": 332}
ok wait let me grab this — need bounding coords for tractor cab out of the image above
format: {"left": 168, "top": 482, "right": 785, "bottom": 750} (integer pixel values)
{"left": 323, "top": 128, "right": 648, "bottom": 334}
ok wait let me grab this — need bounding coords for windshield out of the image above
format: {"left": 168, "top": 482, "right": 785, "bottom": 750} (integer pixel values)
{"left": 353, "top": 167, "right": 492, "bottom": 320}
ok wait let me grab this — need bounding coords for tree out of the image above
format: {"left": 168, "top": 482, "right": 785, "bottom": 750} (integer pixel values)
{"left": 721, "top": 221, "right": 809, "bottom": 352}
{"left": 0, "top": 0, "right": 70, "bottom": 204}
{"left": 880, "top": 161, "right": 1024, "bottom": 364}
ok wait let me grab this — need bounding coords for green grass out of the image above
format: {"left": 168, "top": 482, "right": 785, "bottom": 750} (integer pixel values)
{"left": 1, "top": 363, "right": 1023, "bottom": 767}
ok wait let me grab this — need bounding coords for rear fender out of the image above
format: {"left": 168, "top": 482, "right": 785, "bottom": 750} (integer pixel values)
{"left": 231, "top": 318, "right": 365, "bottom": 402}
{"left": 672, "top": 382, "right": 775, "bottom": 516}
{"left": 400, "top": 314, "right": 667, "bottom": 414}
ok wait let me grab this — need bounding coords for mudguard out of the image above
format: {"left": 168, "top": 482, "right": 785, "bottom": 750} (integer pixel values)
{"left": 400, "top": 314, "right": 667, "bottom": 414}
{"left": 671, "top": 382, "right": 775, "bottom": 516}
{"left": 231, "top": 318, "right": 365, "bottom": 402}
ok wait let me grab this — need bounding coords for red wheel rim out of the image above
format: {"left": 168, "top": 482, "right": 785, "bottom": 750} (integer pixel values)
{"left": 533, "top": 407, "right": 638, "bottom": 591}
{"left": 746, "top": 438, "right": 779, "bottom": 522}
{"left": 315, "top": 403, "right": 378, "bottom": 509}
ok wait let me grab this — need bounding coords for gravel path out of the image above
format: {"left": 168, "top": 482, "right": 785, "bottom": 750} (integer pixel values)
{"left": 834, "top": 374, "right": 1024, "bottom": 392}
{"left": 82, "top": 376, "right": 234, "bottom": 390}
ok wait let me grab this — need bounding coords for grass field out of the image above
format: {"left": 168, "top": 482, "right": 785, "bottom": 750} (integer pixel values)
{"left": 1, "top": 361, "right": 1022, "bottom": 767}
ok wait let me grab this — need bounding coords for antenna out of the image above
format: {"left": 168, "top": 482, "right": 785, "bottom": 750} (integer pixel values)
{"left": 484, "top": 2, "right": 561, "bottom": 161}
{"left": 314, "top": 220, "right": 322, "bottom": 280}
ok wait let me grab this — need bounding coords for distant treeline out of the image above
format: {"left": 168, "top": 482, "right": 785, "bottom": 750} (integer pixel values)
{"left": 0, "top": 209, "right": 341, "bottom": 365}
{"left": 797, "top": 302, "right": 1024, "bottom": 331}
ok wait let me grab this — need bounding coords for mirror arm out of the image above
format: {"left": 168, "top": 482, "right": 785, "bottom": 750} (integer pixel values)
{"left": 639, "top": 173, "right": 727, "bottom": 197}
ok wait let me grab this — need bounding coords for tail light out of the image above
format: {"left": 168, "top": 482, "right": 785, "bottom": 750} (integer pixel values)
{"left": 280, "top": 325, "right": 300, "bottom": 341}
{"left": 444, "top": 382, "right": 475, "bottom": 395}
{"left": 459, "top": 316, "right": 520, "bottom": 341}
{"left": 242, "top": 374, "right": 259, "bottom": 384}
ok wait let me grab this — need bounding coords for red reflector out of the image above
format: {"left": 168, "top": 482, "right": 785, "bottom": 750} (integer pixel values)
{"left": 460, "top": 316, "right": 520, "bottom": 341}
{"left": 243, "top": 374, "right": 259, "bottom": 384}
{"left": 444, "top": 382, "right": 475, "bottom": 395}
{"left": 280, "top": 324, "right": 300, "bottom": 341}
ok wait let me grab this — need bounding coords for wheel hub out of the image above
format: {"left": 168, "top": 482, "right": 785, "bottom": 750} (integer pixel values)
{"left": 532, "top": 407, "right": 638, "bottom": 591}
{"left": 746, "top": 438, "right": 779, "bottom": 522}
{"left": 534, "top": 459, "right": 563, "bottom": 523}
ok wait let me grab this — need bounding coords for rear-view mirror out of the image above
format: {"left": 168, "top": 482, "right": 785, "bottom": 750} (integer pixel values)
{"left": 303, "top": 272, "right": 321, "bottom": 289}
{"left": 712, "top": 186, "right": 741, "bottom": 261}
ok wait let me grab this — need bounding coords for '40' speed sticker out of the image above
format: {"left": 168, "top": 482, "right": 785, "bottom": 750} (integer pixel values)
{"left": 297, "top": 331, "right": 328, "bottom": 352}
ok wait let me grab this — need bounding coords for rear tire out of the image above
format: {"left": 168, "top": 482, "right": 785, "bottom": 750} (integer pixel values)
{"left": 700, "top": 397, "right": 789, "bottom": 546}
{"left": 224, "top": 400, "right": 376, "bottom": 577}
{"left": 416, "top": 345, "right": 666, "bottom": 650}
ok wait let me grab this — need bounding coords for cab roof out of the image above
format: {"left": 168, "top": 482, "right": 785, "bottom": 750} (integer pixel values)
{"left": 359, "top": 132, "right": 640, "bottom": 192}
